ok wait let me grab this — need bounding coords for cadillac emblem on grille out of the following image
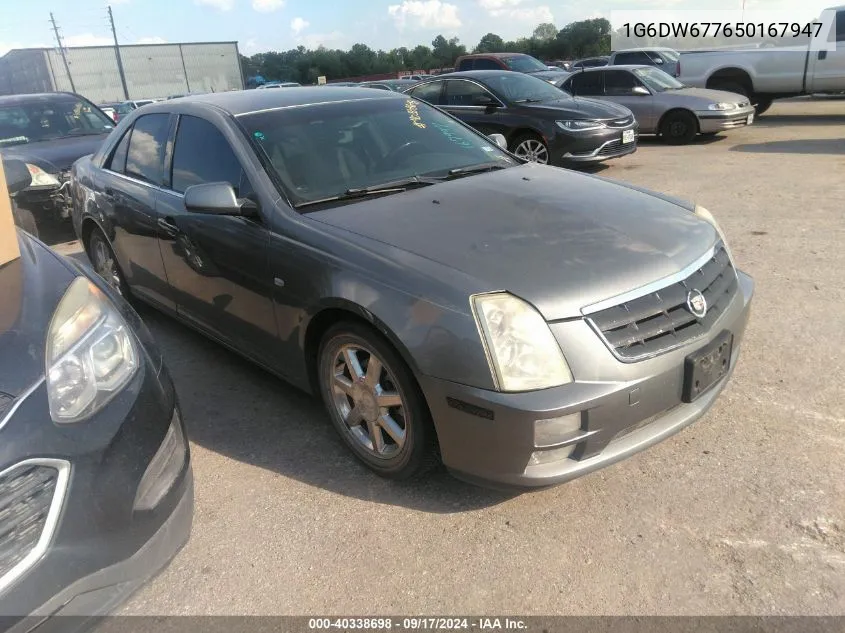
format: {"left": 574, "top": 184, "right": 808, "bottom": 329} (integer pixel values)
{"left": 686, "top": 289, "right": 708, "bottom": 318}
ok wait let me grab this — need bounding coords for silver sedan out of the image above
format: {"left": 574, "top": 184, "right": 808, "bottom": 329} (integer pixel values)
{"left": 559, "top": 65, "right": 756, "bottom": 144}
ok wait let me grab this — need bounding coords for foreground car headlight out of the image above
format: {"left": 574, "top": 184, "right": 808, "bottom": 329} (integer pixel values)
{"left": 695, "top": 205, "right": 735, "bottom": 265}
{"left": 556, "top": 119, "right": 605, "bottom": 131}
{"left": 46, "top": 277, "right": 138, "bottom": 423}
{"left": 471, "top": 293, "right": 573, "bottom": 392}
{"left": 708, "top": 102, "right": 736, "bottom": 111}
{"left": 25, "top": 163, "right": 60, "bottom": 187}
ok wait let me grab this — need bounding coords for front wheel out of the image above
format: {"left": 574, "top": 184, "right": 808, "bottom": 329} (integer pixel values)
{"left": 87, "top": 229, "right": 130, "bottom": 297}
{"left": 510, "top": 133, "right": 550, "bottom": 165}
{"left": 660, "top": 110, "right": 698, "bottom": 145}
{"left": 318, "top": 322, "right": 438, "bottom": 480}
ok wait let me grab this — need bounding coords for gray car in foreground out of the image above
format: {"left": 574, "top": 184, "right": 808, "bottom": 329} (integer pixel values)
{"left": 561, "top": 66, "right": 756, "bottom": 144}
{"left": 71, "top": 87, "right": 753, "bottom": 489}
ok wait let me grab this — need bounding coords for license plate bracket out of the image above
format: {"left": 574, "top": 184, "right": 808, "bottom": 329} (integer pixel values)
{"left": 622, "top": 129, "right": 635, "bottom": 144}
{"left": 682, "top": 330, "right": 734, "bottom": 403}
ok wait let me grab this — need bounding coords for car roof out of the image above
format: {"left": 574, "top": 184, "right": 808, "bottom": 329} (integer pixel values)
{"left": 458, "top": 52, "right": 531, "bottom": 59}
{"left": 0, "top": 92, "right": 85, "bottom": 104}
{"left": 414, "top": 70, "right": 524, "bottom": 81}
{"left": 144, "top": 86, "right": 405, "bottom": 115}
{"left": 613, "top": 47, "right": 677, "bottom": 53}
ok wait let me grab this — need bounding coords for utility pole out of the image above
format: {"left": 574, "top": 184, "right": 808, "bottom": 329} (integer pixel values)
{"left": 107, "top": 5, "right": 130, "bottom": 100}
{"left": 49, "top": 13, "right": 76, "bottom": 92}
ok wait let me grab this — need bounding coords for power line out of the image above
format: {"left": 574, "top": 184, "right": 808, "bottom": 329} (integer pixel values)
{"left": 49, "top": 12, "right": 76, "bottom": 92}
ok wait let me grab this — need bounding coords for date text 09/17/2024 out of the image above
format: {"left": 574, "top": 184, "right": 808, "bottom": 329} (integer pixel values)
{"left": 308, "top": 618, "right": 528, "bottom": 631}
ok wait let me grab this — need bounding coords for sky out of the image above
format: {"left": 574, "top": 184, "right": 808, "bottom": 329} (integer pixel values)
{"left": 0, "top": 0, "right": 835, "bottom": 58}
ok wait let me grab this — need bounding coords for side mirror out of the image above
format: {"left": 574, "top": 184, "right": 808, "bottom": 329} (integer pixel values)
{"left": 184, "top": 182, "right": 258, "bottom": 217}
{"left": 488, "top": 133, "right": 508, "bottom": 149}
{"left": 632, "top": 86, "right": 650, "bottom": 96}
{"left": 2, "top": 159, "right": 32, "bottom": 195}
{"left": 473, "top": 94, "right": 498, "bottom": 107}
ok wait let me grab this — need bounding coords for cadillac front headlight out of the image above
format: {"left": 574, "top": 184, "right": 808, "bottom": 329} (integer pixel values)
{"left": 695, "top": 205, "right": 735, "bottom": 265}
{"left": 46, "top": 277, "right": 138, "bottom": 423}
{"left": 471, "top": 292, "right": 572, "bottom": 392}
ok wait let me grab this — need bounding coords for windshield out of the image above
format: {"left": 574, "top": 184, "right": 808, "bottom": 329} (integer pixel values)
{"left": 0, "top": 96, "right": 114, "bottom": 146}
{"left": 482, "top": 72, "right": 568, "bottom": 104}
{"left": 239, "top": 97, "right": 517, "bottom": 208}
{"left": 633, "top": 67, "right": 686, "bottom": 91}
{"left": 657, "top": 49, "right": 680, "bottom": 62}
{"left": 503, "top": 55, "right": 549, "bottom": 73}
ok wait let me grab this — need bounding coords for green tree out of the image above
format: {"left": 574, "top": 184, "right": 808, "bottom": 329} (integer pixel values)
{"left": 431, "top": 35, "right": 466, "bottom": 67}
{"left": 474, "top": 32, "right": 505, "bottom": 53}
{"left": 556, "top": 18, "right": 612, "bottom": 58}
{"left": 532, "top": 23, "right": 558, "bottom": 41}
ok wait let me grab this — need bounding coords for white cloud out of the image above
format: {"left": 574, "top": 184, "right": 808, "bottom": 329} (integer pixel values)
{"left": 195, "top": 0, "right": 235, "bottom": 11}
{"left": 63, "top": 34, "right": 114, "bottom": 47}
{"left": 252, "top": 0, "right": 285, "bottom": 12}
{"left": 477, "top": 0, "right": 553, "bottom": 23}
{"left": 291, "top": 17, "right": 310, "bottom": 35}
{"left": 242, "top": 38, "right": 260, "bottom": 53}
{"left": 387, "top": 0, "right": 461, "bottom": 31}
{"left": 135, "top": 36, "right": 167, "bottom": 44}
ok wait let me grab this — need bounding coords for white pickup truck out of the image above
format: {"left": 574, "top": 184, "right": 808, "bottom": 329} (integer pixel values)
{"left": 677, "top": 5, "right": 845, "bottom": 114}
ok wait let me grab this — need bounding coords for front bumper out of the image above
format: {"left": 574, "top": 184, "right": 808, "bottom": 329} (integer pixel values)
{"left": 0, "top": 323, "right": 192, "bottom": 628}
{"left": 551, "top": 124, "right": 639, "bottom": 166}
{"left": 420, "top": 270, "right": 754, "bottom": 489}
{"left": 696, "top": 106, "right": 756, "bottom": 133}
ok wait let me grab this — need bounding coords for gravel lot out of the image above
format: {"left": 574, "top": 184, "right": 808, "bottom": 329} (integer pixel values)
{"left": 59, "top": 97, "right": 845, "bottom": 616}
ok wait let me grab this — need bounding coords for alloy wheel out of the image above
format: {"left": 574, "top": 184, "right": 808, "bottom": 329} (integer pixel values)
{"left": 91, "top": 236, "right": 122, "bottom": 295}
{"left": 513, "top": 139, "right": 549, "bottom": 164}
{"left": 329, "top": 344, "right": 407, "bottom": 459}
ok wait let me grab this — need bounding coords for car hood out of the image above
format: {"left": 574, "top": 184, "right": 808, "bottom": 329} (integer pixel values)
{"left": 0, "top": 232, "right": 76, "bottom": 401}
{"left": 308, "top": 163, "right": 717, "bottom": 320}
{"left": 666, "top": 87, "right": 750, "bottom": 105}
{"left": 0, "top": 133, "right": 109, "bottom": 173}
{"left": 522, "top": 97, "right": 633, "bottom": 120}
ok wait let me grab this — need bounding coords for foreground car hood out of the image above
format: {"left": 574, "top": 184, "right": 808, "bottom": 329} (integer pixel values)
{"left": 0, "top": 134, "right": 109, "bottom": 173}
{"left": 0, "top": 232, "right": 74, "bottom": 400}
{"left": 524, "top": 97, "right": 632, "bottom": 120}
{"left": 309, "top": 163, "right": 717, "bottom": 320}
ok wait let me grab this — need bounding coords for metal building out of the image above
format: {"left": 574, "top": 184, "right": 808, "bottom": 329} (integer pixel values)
{"left": 0, "top": 42, "right": 244, "bottom": 103}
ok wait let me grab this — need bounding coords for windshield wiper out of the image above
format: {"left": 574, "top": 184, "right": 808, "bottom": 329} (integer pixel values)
{"left": 296, "top": 176, "right": 440, "bottom": 209}
{"left": 513, "top": 98, "right": 546, "bottom": 104}
{"left": 446, "top": 162, "right": 509, "bottom": 179}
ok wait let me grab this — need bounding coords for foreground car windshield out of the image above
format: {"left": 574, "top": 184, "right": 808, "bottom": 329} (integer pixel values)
{"left": 483, "top": 72, "right": 569, "bottom": 103}
{"left": 0, "top": 95, "right": 114, "bottom": 146}
{"left": 503, "top": 55, "right": 549, "bottom": 73}
{"left": 239, "top": 97, "right": 516, "bottom": 207}
{"left": 634, "top": 67, "right": 686, "bottom": 92}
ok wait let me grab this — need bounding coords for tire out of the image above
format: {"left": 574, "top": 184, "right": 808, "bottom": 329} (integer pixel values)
{"left": 87, "top": 229, "right": 131, "bottom": 297}
{"left": 754, "top": 99, "right": 772, "bottom": 116}
{"left": 660, "top": 110, "right": 698, "bottom": 145}
{"left": 510, "top": 132, "right": 550, "bottom": 165}
{"left": 317, "top": 321, "right": 438, "bottom": 480}
{"left": 11, "top": 203, "right": 38, "bottom": 238}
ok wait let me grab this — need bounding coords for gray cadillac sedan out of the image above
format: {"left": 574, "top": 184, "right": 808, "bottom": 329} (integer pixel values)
{"left": 560, "top": 66, "right": 756, "bottom": 144}
{"left": 70, "top": 87, "right": 754, "bottom": 488}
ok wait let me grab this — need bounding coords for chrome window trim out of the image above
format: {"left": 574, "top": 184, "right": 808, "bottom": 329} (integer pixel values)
{"left": 581, "top": 243, "right": 719, "bottom": 315}
{"left": 106, "top": 170, "right": 184, "bottom": 198}
{"left": 0, "top": 377, "right": 45, "bottom": 433}
{"left": 0, "top": 459, "right": 71, "bottom": 596}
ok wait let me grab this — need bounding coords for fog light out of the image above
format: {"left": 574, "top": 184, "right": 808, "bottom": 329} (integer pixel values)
{"left": 528, "top": 444, "right": 576, "bottom": 466}
{"left": 534, "top": 413, "right": 582, "bottom": 447}
{"left": 134, "top": 409, "right": 187, "bottom": 511}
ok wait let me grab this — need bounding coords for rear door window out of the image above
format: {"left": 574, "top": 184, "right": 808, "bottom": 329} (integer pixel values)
{"left": 603, "top": 70, "right": 639, "bottom": 95}
{"left": 407, "top": 81, "right": 444, "bottom": 105}
{"left": 473, "top": 58, "right": 502, "bottom": 70}
{"left": 569, "top": 72, "right": 603, "bottom": 96}
{"left": 125, "top": 113, "right": 170, "bottom": 185}
{"left": 106, "top": 128, "right": 132, "bottom": 173}
{"left": 444, "top": 80, "right": 495, "bottom": 106}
